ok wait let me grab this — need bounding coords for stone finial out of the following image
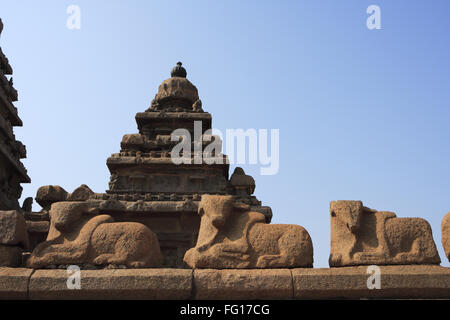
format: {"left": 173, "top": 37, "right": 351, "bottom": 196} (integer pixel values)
{"left": 183, "top": 195, "right": 313, "bottom": 268}
{"left": 329, "top": 200, "right": 440, "bottom": 267}
{"left": 151, "top": 63, "right": 199, "bottom": 111}
{"left": 170, "top": 61, "right": 187, "bottom": 78}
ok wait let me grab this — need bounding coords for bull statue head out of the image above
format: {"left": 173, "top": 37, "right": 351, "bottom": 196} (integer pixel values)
{"left": 330, "top": 200, "right": 363, "bottom": 233}
{"left": 198, "top": 195, "right": 235, "bottom": 229}
{"left": 50, "top": 202, "right": 98, "bottom": 232}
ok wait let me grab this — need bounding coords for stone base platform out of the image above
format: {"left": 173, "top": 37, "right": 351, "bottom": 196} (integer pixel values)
{"left": 0, "top": 266, "right": 448, "bottom": 300}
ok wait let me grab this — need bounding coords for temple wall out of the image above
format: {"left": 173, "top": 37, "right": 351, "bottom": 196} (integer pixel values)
{"left": 0, "top": 265, "right": 448, "bottom": 300}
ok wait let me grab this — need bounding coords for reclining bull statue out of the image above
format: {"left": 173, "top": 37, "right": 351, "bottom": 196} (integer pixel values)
{"left": 184, "top": 195, "right": 313, "bottom": 268}
{"left": 329, "top": 200, "right": 440, "bottom": 266}
{"left": 27, "top": 201, "right": 162, "bottom": 268}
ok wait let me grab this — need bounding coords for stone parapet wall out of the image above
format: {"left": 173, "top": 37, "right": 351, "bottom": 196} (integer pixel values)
{"left": 0, "top": 265, "right": 448, "bottom": 300}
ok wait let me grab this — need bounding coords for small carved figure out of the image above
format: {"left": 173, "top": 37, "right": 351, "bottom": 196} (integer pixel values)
{"left": 108, "top": 173, "right": 119, "bottom": 190}
{"left": 192, "top": 99, "right": 203, "bottom": 112}
{"left": 230, "top": 167, "right": 255, "bottom": 196}
{"left": 146, "top": 98, "right": 161, "bottom": 112}
{"left": 27, "top": 201, "right": 162, "bottom": 268}
{"left": 21, "top": 197, "right": 33, "bottom": 212}
{"left": 67, "top": 184, "right": 94, "bottom": 201}
{"left": 329, "top": 200, "right": 440, "bottom": 266}
{"left": 184, "top": 195, "right": 313, "bottom": 268}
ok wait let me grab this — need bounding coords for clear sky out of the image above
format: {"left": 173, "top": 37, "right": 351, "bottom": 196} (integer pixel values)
{"left": 1, "top": 0, "right": 449, "bottom": 267}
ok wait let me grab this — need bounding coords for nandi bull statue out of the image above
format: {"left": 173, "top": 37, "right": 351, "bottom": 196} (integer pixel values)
{"left": 27, "top": 201, "right": 162, "bottom": 268}
{"left": 329, "top": 200, "right": 440, "bottom": 267}
{"left": 184, "top": 195, "right": 313, "bottom": 268}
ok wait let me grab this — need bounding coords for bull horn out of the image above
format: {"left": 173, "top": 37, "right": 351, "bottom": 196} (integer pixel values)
{"left": 234, "top": 203, "right": 251, "bottom": 211}
{"left": 87, "top": 207, "right": 99, "bottom": 215}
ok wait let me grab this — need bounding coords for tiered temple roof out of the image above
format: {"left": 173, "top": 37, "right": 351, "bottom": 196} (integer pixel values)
{"left": 0, "top": 19, "right": 30, "bottom": 211}
{"left": 106, "top": 62, "right": 229, "bottom": 197}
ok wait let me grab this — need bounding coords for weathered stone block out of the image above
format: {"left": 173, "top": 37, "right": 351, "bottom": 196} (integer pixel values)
{"left": 29, "top": 268, "right": 192, "bottom": 299}
{"left": 194, "top": 269, "right": 293, "bottom": 300}
{"left": 0, "top": 210, "right": 29, "bottom": 248}
{"left": 0, "top": 267, "right": 33, "bottom": 299}
{"left": 0, "top": 245, "right": 22, "bottom": 267}
{"left": 0, "top": 266, "right": 447, "bottom": 300}
{"left": 26, "top": 220, "right": 50, "bottom": 234}
{"left": 292, "top": 266, "right": 450, "bottom": 299}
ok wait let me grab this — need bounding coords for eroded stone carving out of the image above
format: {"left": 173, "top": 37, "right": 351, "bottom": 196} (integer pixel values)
{"left": 27, "top": 201, "right": 162, "bottom": 268}
{"left": 184, "top": 195, "right": 313, "bottom": 268}
{"left": 442, "top": 212, "right": 450, "bottom": 262}
{"left": 192, "top": 99, "right": 203, "bottom": 112}
{"left": 67, "top": 184, "right": 94, "bottom": 201}
{"left": 0, "top": 210, "right": 29, "bottom": 266}
{"left": 0, "top": 210, "right": 29, "bottom": 247}
{"left": 35, "top": 185, "right": 68, "bottom": 211}
{"left": 230, "top": 167, "right": 255, "bottom": 196}
{"left": 329, "top": 200, "right": 440, "bottom": 266}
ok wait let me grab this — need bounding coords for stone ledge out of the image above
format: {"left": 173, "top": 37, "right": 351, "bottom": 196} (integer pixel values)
{"left": 29, "top": 268, "right": 192, "bottom": 300}
{"left": 293, "top": 265, "right": 450, "bottom": 299}
{"left": 194, "top": 269, "right": 293, "bottom": 300}
{"left": 0, "top": 266, "right": 448, "bottom": 299}
{"left": 0, "top": 267, "right": 33, "bottom": 299}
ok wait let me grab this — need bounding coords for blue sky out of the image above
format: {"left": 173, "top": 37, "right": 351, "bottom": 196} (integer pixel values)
{"left": 1, "top": 0, "right": 449, "bottom": 267}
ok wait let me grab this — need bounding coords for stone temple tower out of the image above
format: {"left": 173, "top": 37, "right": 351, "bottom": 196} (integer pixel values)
{"left": 103, "top": 62, "right": 272, "bottom": 266}
{"left": 33, "top": 62, "right": 272, "bottom": 267}
{"left": 0, "top": 19, "right": 30, "bottom": 211}
{"left": 107, "top": 62, "right": 229, "bottom": 197}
